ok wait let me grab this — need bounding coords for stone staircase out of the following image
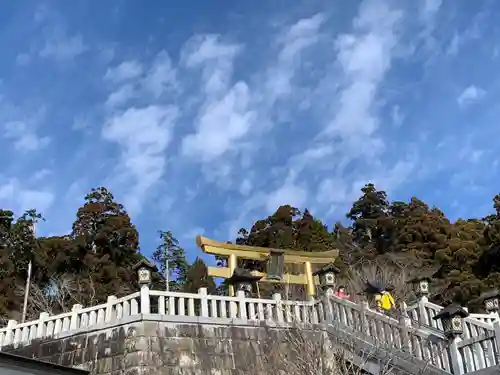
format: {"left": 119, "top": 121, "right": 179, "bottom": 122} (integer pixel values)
{"left": 0, "top": 286, "right": 499, "bottom": 375}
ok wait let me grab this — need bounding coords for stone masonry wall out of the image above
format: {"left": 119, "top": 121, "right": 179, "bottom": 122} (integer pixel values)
{"left": 1, "top": 316, "right": 329, "bottom": 375}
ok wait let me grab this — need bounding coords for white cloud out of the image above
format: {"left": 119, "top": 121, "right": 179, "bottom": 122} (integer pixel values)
{"left": 265, "top": 181, "right": 307, "bottom": 213}
{"left": 4, "top": 121, "right": 50, "bottom": 152}
{"left": 323, "top": 1, "right": 401, "bottom": 142}
{"left": 239, "top": 179, "right": 253, "bottom": 196}
{"left": 182, "top": 82, "right": 255, "bottom": 161}
{"left": 72, "top": 115, "right": 90, "bottom": 131}
{"left": 3, "top": 0, "right": 499, "bottom": 248}
{"left": 417, "top": 0, "right": 442, "bottom": 54}
{"left": 31, "top": 168, "right": 52, "bottom": 181}
{"left": 0, "top": 179, "right": 54, "bottom": 214}
{"left": 457, "top": 85, "right": 485, "bottom": 107}
{"left": 102, "top": 105, "right": 179, "bottom": 214}
{"left": 183, "top": 35, "right": 242, "bottom": 96}
{"left": 105, "top": 52, "right": 177, "bottom": 110}
{"left": 105, "top": 61, "right": 143, "bottom": 83}
{"left": 256, "top": 0, "right": 407, "bottom": 219}
{"left": 39, "top": 29, "right": 87, "bottom": 61}
{"left": 266, "top": 13, "right": 326, "bottom": 101}
{"left": 420, "top": 0, "right": 442, "bottom": 23}
{"left": 181, "top": 15, "right": 325, "bottom": 164}
{"left": 106, "top": 83, "right": 136, "bottom": 108}
{"left": 143, "top": 51, "right": 178, "bottom": 98}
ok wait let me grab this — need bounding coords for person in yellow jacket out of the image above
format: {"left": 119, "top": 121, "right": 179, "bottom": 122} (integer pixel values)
{"left": 375, "top": 290, "right": 395, "bottom": 312}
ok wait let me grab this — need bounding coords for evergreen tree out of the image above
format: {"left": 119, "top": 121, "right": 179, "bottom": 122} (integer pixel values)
{"left": 183, "top": 257, "right": 216, "bottom": 294}
{"left": 70, "top": 187, "right": 142, "bottom": 304}
{"left": 474, "top": 193, "right": 500, "bottom": 291}
{"left": 346, "top": 183, "right": 391, "bottom": 258}
{"left": 152, "top": 230, "right": 189, "bottom": 291}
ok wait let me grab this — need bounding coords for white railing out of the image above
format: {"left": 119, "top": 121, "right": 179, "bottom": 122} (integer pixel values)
{"left": 323, "top": 296, "right": 452, "bottom": 372}
{"left": 149, "top": 289, "right": 318, "bottom": 323}
{"left": 406, "top": 298, "right": 500, "bottom": 337}
{"left": 0, "top": 292, "right": 141, "bottom": 349}
{"left": 405, "top": 297, "right": 500, "bottom": 373}
{"left": 0, "top": 286, "right": 499, "bottom": 375}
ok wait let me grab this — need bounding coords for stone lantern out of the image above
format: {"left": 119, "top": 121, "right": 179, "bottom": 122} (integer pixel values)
{"left": 267, "top": 249, "right": 285, "bottom": 281}
{"left": 475, "top": 289, "right": 500, "bottom": 314}
{"left": 313, "top": 263, "right": 340, "bottom": 294}
{"left": 433, "top": 304, "right": 469, "bottom": 338}
{"left": 227, "top": 268, "right": 263, "bottom": 297}
{"left": 407, "top": 275, "right": 431, "bottom": 298}
{"left": 132, "top": 259, "right": 158, "bottom": 286}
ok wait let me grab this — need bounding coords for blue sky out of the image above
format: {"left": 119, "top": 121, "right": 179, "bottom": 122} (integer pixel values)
{"left": 1, "top": 0, "right": 499, "bottom": 263}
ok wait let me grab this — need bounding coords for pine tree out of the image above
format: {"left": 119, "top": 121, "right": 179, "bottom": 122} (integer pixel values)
{"left": 346, "top": 183, "right": 391, "bottom": 258}
{"left": 183, "top": 257, "right": 216, "bottom": 294}
{"left": 152, "top": 230, "right": 189, "bottom": 291}
{"left": 70, "top": 187, "right": 142, "bottom": 304}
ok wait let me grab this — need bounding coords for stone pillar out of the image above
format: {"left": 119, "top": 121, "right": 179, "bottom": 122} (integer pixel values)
{"left": 140, "top": 284, "right": 150, "bottom": 314}
{"left": 36, "top": 312, "right": 49, "bottom": 338}
{"left": 273, "top": 293, "right": 284, "bottom": 323}
{"left": 198, "top": 287, "right": 209, "bottom": 317}
{"left": 494, "top": 321, "right": 500, "bottom": 364}
{"left": 478, "top": 289, "right": 500, "bottom": 320}
{"left": 70, "top": 304, "right": 83, "bottom": 330}
{"left": 236, "top": 290, "right": 248, "bottom": 320}
{"left": 398, "top": 301, "right": 411, "bottom": 352}
{"left": 433, "top": 304, "right": 469, "bottom": 375}
{"left": 132, "top": 259, "right": 157, "bottom": 315}
{"left": 105, "top": 296, "right": 117, "bottom": 322}
{"left": 312, "top": 263, "right": 340, "bottom": 298}
{"left": 4, "top": 320, "right": 17, "bottom": 346}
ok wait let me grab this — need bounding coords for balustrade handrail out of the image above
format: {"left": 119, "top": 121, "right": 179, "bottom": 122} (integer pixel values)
{"left": 0, "top": 286, "right": 498, "bottom": 375}
{"left": 406, "top": 299, "right": 498, "bottom": 330}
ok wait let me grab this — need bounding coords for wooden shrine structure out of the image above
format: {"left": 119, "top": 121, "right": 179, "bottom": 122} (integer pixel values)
{"left": 196, "top": 236, "right": 339, "bottom": 297}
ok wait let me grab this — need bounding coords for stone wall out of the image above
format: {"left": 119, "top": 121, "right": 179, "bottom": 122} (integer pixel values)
{"left": 1, "top": 315, "right": 469, "bottom": 375}
{"left": 1, "top": 315, "right": 331, "bottom": 375}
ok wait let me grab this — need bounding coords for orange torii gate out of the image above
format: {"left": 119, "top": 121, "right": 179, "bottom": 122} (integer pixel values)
{"left": 196, "top": 236, "right": 339, "bottom": 297}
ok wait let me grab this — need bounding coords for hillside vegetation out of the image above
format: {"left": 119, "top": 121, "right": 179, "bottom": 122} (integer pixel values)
{"left": 1, "top": 183, "right": 498, "bottom": 321}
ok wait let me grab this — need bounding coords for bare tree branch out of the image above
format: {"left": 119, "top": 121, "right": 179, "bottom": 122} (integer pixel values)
{"left": 16, "top": 273, "right": 98, "bottom": 319}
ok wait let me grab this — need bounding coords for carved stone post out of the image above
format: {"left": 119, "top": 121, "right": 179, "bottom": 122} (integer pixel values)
{"left": 227, "top": 267, "right": 262, "bottom": 298}
{"left": 433, "top": 304, "right": 469, "bottom": 375}
{"left": 313, "top": 263, "right": 340, "bottom": 296}
{"left": 407, "top": 276, "right": 431, "bottom": 301}
{"left": 476, "top": 289, "right": 500, "bottom": 319}
{"left": 407, "top": 276, "right": 431, "bottom": 326}
{"left": 313, "top": 263, "right": 340, "bottom": 323}
{"left": 132, "top": 259, "right": 157, "bottom": 315}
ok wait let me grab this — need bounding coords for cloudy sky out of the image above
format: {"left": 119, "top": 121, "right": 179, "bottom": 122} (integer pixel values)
{"left": 0, "top": 0, "right": 498, "bottom": 262}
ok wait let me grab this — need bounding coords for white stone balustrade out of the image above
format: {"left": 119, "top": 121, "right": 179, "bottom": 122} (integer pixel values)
{"left": 0, "top": 286, "right": 499, "bottom": 375}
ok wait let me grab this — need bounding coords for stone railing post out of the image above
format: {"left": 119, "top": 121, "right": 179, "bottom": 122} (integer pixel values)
{"left": 70, "top": 304, "right": 82, "bottom": 330}
{"left": 105, "top": 295, "right": 117, "bottom": 323}
{"left": 407, "top": 276, "right": 431, "bottom": 326}
{"left": 448, "top": 335, "right": 464, "bottom": 374}
{"left": 36, "top": 313, "right": 49, "bottom": 339}
{"left": 4, "top": 320, "right": 17, "bottom": 346}
{"left": 198, "top": 288, "right": 209, "bottom": 317}
{"left": 399, "top": 302, "right": 411, "bottom": 352}
{"left": 273, "top": 293, "right": 284, "bottom": 323}
{"left": 433, "top": 305, "right": 468, "bottom": 375}
{"left": 140, "top": 284, "right": 150, "bottom": 314}
{"left": 417, "top": 296, "right": 430, "bottom": 326}
{"left": 359, "top": 300, "right": 370, "bottom": 334}
{"left": 322, "top": 290, "right": 334, "bottom": 322}
{"left": 494, "top": 321, "right": 500, "bottom": 364}
{"left": 236, "top": 290, "right": 248, "bottom": 320}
